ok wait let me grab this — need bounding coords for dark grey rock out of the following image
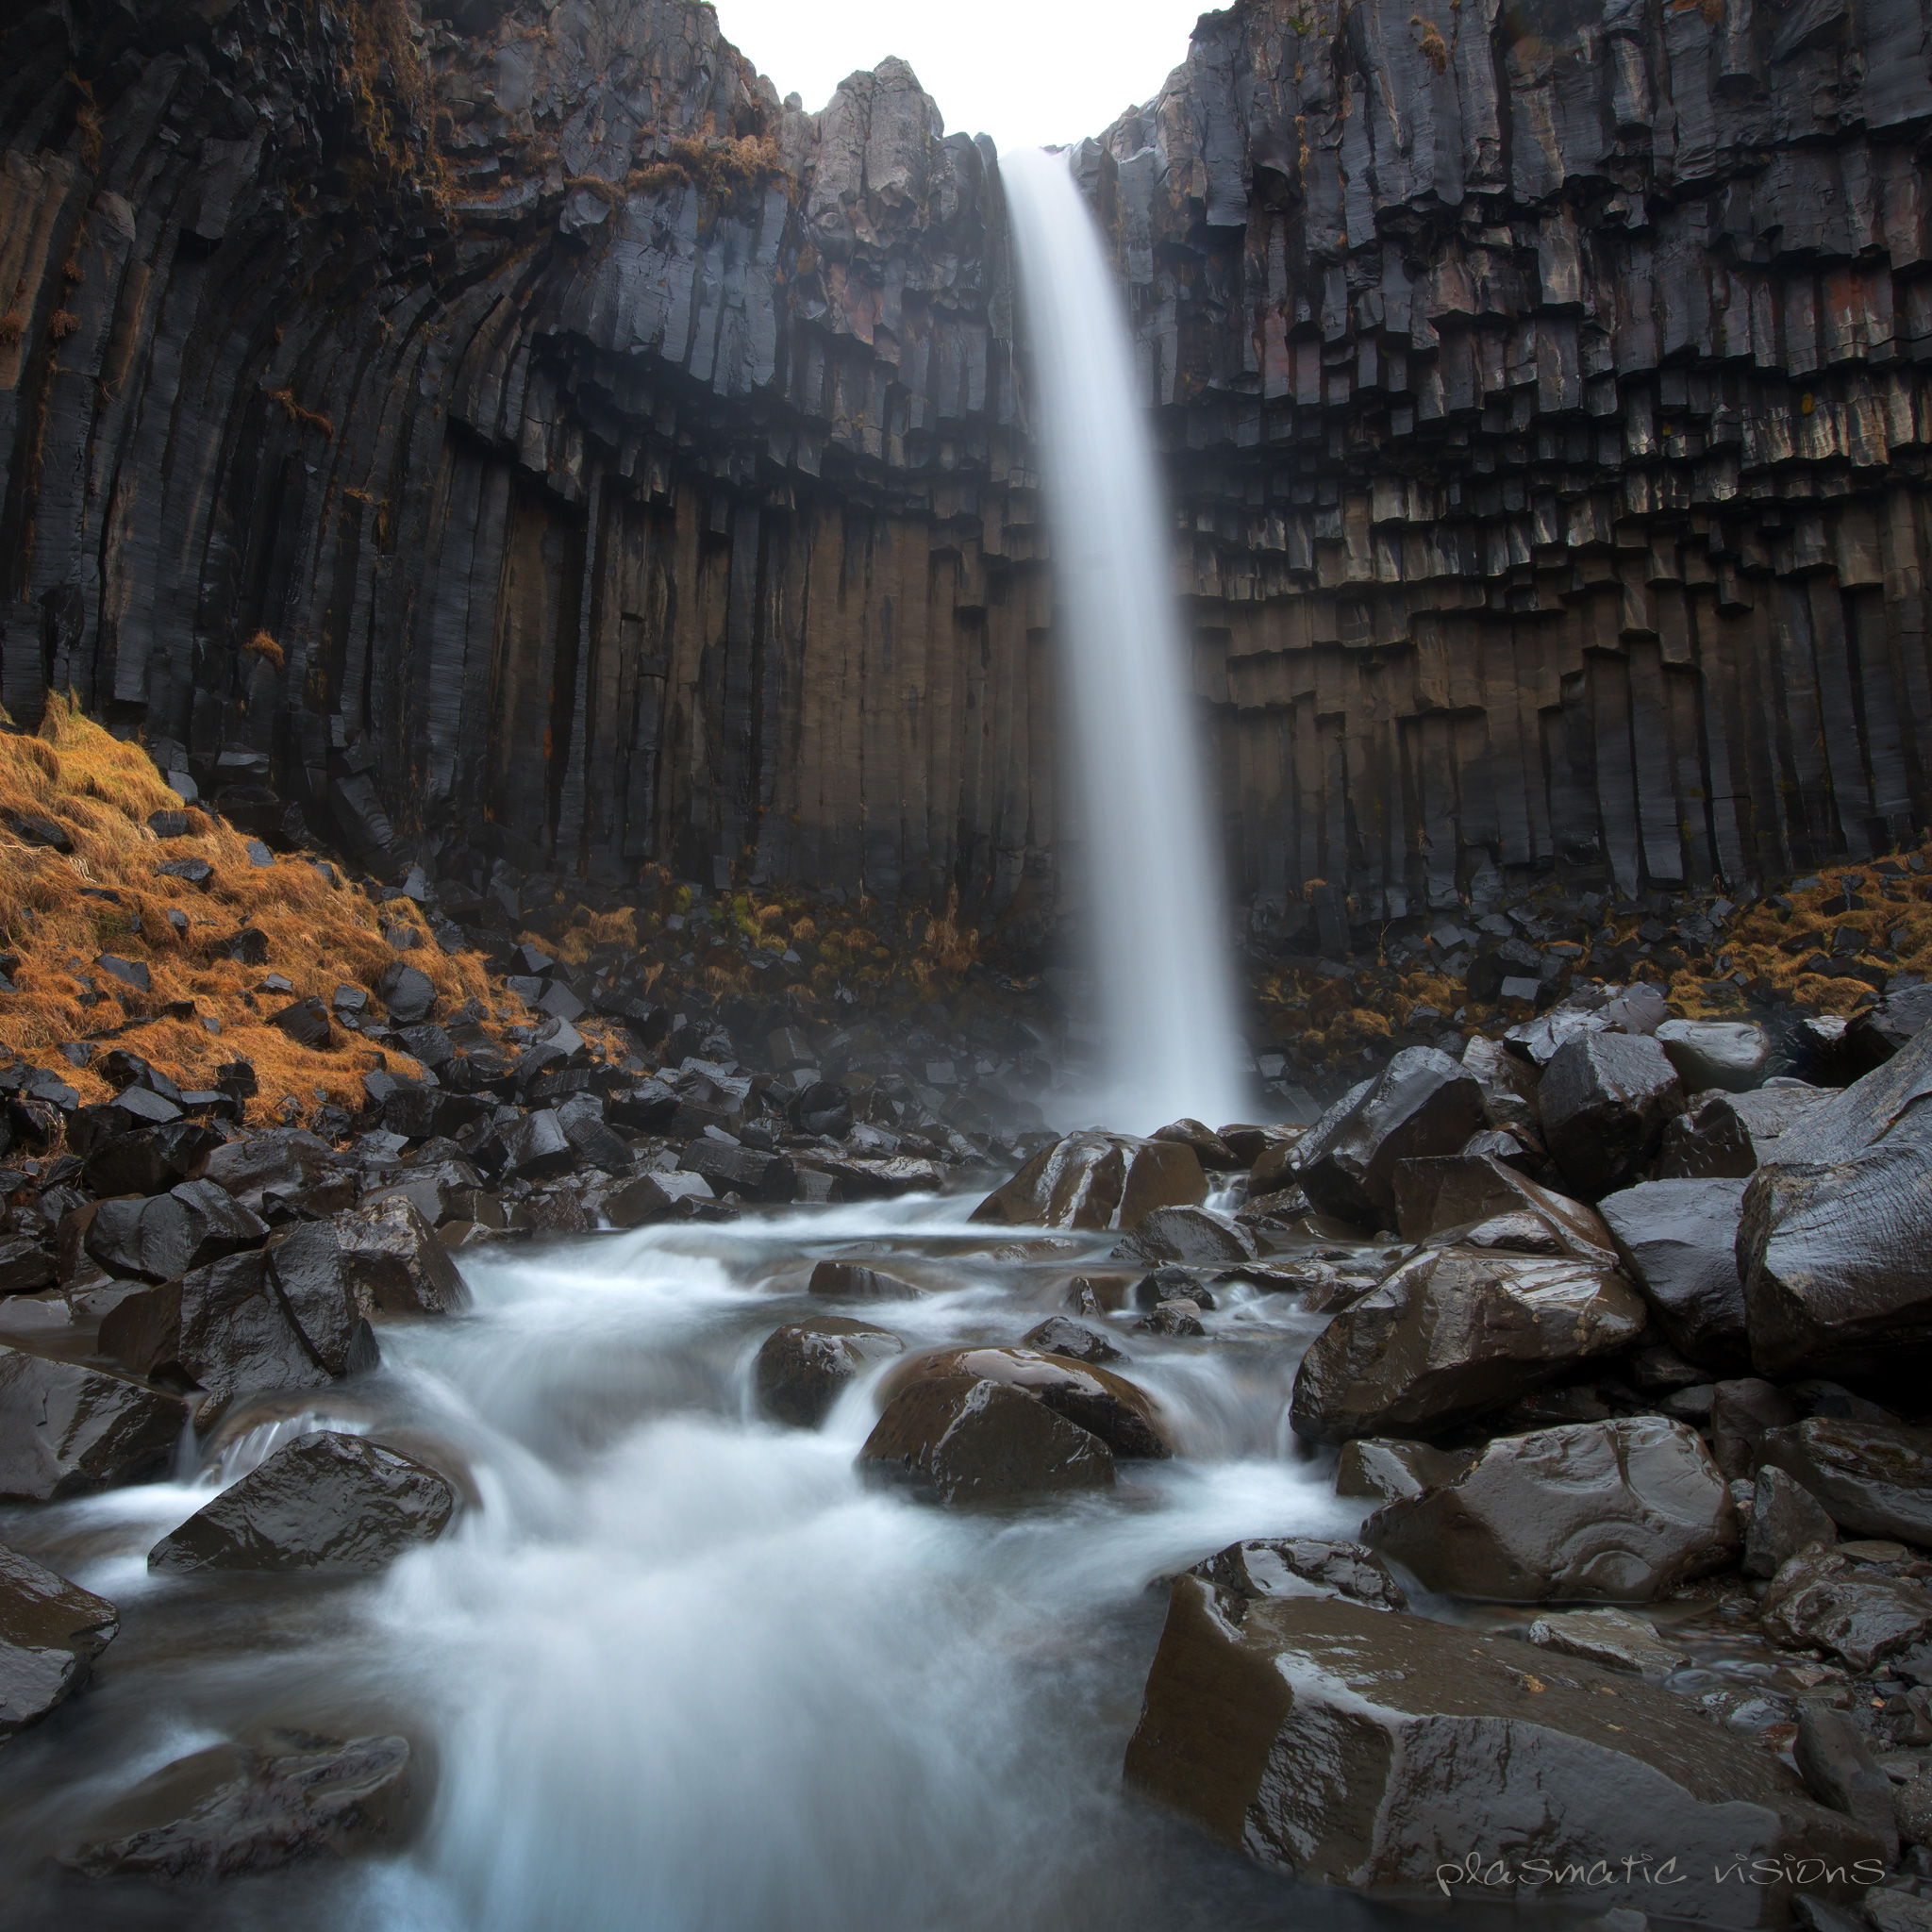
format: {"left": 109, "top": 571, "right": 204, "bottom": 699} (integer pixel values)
{"left": 0, "top": 1539, "right": 118, "bottom": 1740}
{"left": 1597, "top": 1176, "right": 1751, "bottom": 1373}
{"left": 329, "top": 1197, "right": 468, "bottom": 1320}
{"left": 1656, "top": 1019, "right": 1773, "bottom": 1094}
{"left": 1759, "top": 1418, "right": 1932, "bottom": 1546}
{"left": 1110, "top": 1204, "right": 1257, "bottom": 1265}
{"left": 0, "top": 1346, "right": 190, "bottom": 1501}
{"left": 1761, "top": 1545, "right": 1932, "bottom": 1670}
{"left": 1539, "top": 1032, "right": 1685, "bottom": 1199}
{"left": 1793, "top": 1707, "right": 1899, "bottom": 1860}
{"left": 1020, "top": 1316, "right": 1123, "bottom": 1365}
{"left": 1190, "top": 1537, "right": 1407, "bottom": 1613}
{"left": 1745, "top": 1465, "right": 1839, "bottom": 1579}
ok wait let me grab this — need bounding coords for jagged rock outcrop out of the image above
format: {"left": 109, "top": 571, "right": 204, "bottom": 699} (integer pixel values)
{"left": 4, "top": 0, "right": 1931, "bottom": 931}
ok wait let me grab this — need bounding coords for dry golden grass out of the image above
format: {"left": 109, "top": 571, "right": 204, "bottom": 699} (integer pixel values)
{"left": 0, "top": 698, "right": 537, "bottom": 1120}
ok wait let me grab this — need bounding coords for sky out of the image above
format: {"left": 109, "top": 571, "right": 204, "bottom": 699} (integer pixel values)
{"left": 708, "top": 0, "right": 1212, "bottom": 155}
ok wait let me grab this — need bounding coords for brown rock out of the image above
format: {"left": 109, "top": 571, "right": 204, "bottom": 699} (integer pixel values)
{"left": 1760, "top": 1546, "right": 1932, "bottom": 1671}
{"left": 876, "top": 1345, "right": 1170, "bottom": 1457}
{"left": 753, "top": 1318, "right": 903, "bottom": 1428}
{"left": 331, "top": 1197, "right": 470, "bottom": 1320}
{"left": 857, "top": 1374, "right": 1115, "bottom": 1506}
{"left": 969, "top": 1131, "right": 1206, "bottom": 1231}
{"left": 1758, "top": 1417, "right": 1932, "bottom": 1546}
{"left": 1539, "top": 1032, "right": 1686, "bottom": 1200}
{"left": 0, "top": 1346, "right": 191, "bottom": 1501}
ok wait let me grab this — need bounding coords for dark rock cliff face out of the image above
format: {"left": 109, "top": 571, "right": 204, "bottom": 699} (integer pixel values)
{"left": 2, "top": 0, "right": 1930, "bottom": 951}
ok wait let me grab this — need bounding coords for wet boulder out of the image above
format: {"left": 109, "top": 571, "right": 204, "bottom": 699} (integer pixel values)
{"left": 377, "top": 961, "right": 437, "bottom": 1027}
{"left": 1538, "top": 1032, "right": 1685, "bottom": 1199}
{"left": 148, "top": 1431, "right": 456, "bottom": 1574}
{"left": 81, "top": 1121, "right": 218, "bottom": 1198}
{"left": 1771, "top": 1019, "right": 1932, "bottom": 1167}
{"left": 969, "top": 1130, "right": 1205, "bottom": 1231}
{"left": 1794, "top": 1707, "right": 1899, "bottom": 1864}
{"left": 1362, "top": 1418, "right": 1739, "bottom": 1602}
{"left": 1124, "top": 1588, "right": 1880, "bottom": 1923}
{"left": 1292, "top": 1048, "right": 1485, "bottom": 1230}
{"left": 1657, "top": 1084, "right": 1832, "bottom": 1181}
{"left": 1461, "top": 1036, "right": 1544, "bottom": 1146}
{"left": 1597, "top": 1177, "right": 1751, "bottom": 1373}
{"left": 1333, "top": 1437, "right": 1475, "bottom": 1506}
{"left": 754, "top": 1318, "right": 904, "bottom": 1428}
{"left": 58, "top": 1731, "right": 413, "bottom": 1880}
{"left": 0, "top": 1541, "right": 119, "bottom": 1740}
{"left": 1760, "top": 1546, "right": 1932, "bottom": 1671}
{"left": 857, "top": 1374, "right": 1115, "bottom": 1506}
{"left": 1110, "top": 1205, "right": 1255, "bottom": 1266}
{"left": 1744, "top": 1466, "right": 1839, "bottom": 1579}
{"left": 1524, "top": 1607, "right": 1689, "bottom": 1680}
{"left": 1391, "top": 1152, "right": 1618, "bottom": 1261}
{"left": 1190, "top": 1538, "right": 1407, "bottom": 1613}
{"left": 330, "top": 1197, "right": 468, "bottom": 1320}
{"left": 83, "top": 1181, "right": 269, "bottom": 1284}
{"left": 807, "top": 1258, "right": 922, "bottom": 1301}
{"left": 263, "top": 1223, "right": 373, "bottom": 1376}
{"left": 877, "top": 1346, "right": 1170, "bottom": 1458}
{"left": 1020, "top": 1317, "right": 1123, "bottom": 1365}
{"left": 97, "top": 1253, "right": 331, "bottom": 1402}
{"left": 1289, "top": 1248, "right": 1646, "bottom": 1444}
{"left": 1656, "top": 1019, "right": 1774, "bottom": 1094}
{"left": 679, "top": 1140, "right": 796, "bottom": 1203}
{"left": 1845, "top": 986, "right": 1932, "bottom": 1077}
{"left": 1151, "top": 1119, "right": 1241, "bottom": 1170}
{"left": 597, "top": 1172, "right": 716, "bottom": 1227}
{"left": 0, "top": 1236, "right": 54, "bottom": 1295}
{"left": 0, "top": 1346, "right": 190, "bottom": 1501}
{"left": 1711, "top": 1377, "right": 1803, "bottom": 1480}
{"left": 1758, "top": 1417, "right": 1932, "bottom": 1546}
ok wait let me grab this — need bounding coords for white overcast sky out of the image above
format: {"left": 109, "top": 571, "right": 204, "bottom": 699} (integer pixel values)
{"left": 708, "top": 0, "right": 1211, "bottom": 154}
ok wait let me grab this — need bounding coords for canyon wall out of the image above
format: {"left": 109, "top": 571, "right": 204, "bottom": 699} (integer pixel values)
{"left": 2, "top": 0, "right": 1931, "bottom": 948}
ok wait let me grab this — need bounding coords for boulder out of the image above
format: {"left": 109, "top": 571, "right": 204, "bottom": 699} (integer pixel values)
{"left": 679, "top": 1140, "right": 796, "bottom": 1203}
{"left": 1362, "top": 1419, "right": 1738, "bottom": 1602}
{"left": 1110, "top": 1205, "right": 1256, "bottom": 1266}
{"left": 0, "top": 1236, "right": 54, "bottom": 1295}
{"left": 1190, "top": 1537, "right": 1407, "bottom": 1612}
{"left": 377, "top": 961, "right": 437, "bottom": 1026}
{"left": 1794, "top": 1707, "right": 1899, "bottom": 1863}
{"left": 969, "top": 1130, "right": 1205, "bottom": 1231}
{"left": 58, "top": 1731, "right": 413, "bottom": 1879}
{"left": 330, "top": 1197, "right": 468, "bottom": 1320}
{"left": 1539, "top": 1032, "right": 1685, "bottom": 1199}
{"left": 1758, "top": 1418, "right": 1932, "bottom": 1546}
{"left": 1711, "top": 1377, "right": 1804, "bottom": 1479}
{"left": 876, "top": 1346, "right": 1170, "bottom": 1458}
{"left": 0, "top": 1346, "right": 190, "bottom": 1500}
{"left": 264, "top": 1222, "right": 371, "bottom": 1376}
{"left": 1740, "top": 1146, "right": 1932, "bottom": 1377}
{"left": 1020, "top": 1317, "right": 1123, "bottom": 1365}
{"left": 1745, "top": 1466, "right": 1840, "bottom": 1578}
{"left": 0, "top": 1540, "right": 118, "bottom": 1740}
{"left": 1656, "top": 1019, "right": 1774, "bottom": 1093}
{"left": 857, "top": 1374, "right": 1114, "bottom": 1506}
{"left": 1391, "top": 1152, "right": 1619, "bottom": 1261}
{"left": 1333, "top": 1437, "right": 1475, "bottom": 1506}
{"left": 807, "top": 1258, "right": 922, "bottom": 1301}
{"left": 1524, "top": 1607, "right": 1689, "bottom": 1679}
{"left": 1289, "top": 1247, "right": 1646, "bottom": 1444}
{"left": 1151, "top": 1118, "right": 1241, "bottom": 1170}
{"left": 83, "top": 1180, "right": 270, "bottom": 1284}
{"left": 1124, "top": 1588, "right": 1882, "bottom": 1924}
{"left": 1461, "top": 1036, "right": 1544, "bottom": 1145}
{"left": 754, "top": 1318, "right": 903, "bottom": 1428}
{"left": 81, "top": 1121, "right": 218, "bottom": 1197}
{"left": 1291, "top": 1048, "right": 1485, "bottom": 1229}
{"left": 1597, "top": 1177, "right": 1751, "bottom": 1373}
{"left": 148, "top": 1431, "right": 456, "bottom": 1574}
{"left": 1770, "top": 1019, "right": 1932, "bottom": 1167}
{"left": 97, "top": 1253, "right": 331, "bottom": 1401}
{"left": 1760, "top": 1546, "right": 1932, "bottom": 1671}
{"left": 1658, "top": 1085, "right": 1832, "bottom": 1180}
{"left": 1845, "top": 986, "right": 1932, "bottom": 1076}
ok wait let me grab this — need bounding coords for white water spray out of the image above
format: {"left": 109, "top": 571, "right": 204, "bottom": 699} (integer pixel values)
{"left": 1001, "top": 147, "right": 1247, "bottom": 1133}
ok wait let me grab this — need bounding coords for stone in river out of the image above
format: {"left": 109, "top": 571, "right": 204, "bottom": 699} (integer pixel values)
{"left": 1524, "top": 1607, "right": 1689, "bottom": 1680}
{"left": 1759, "top": 1546, "right": 1932, "bottom": 1671}
{"left": 1538, "top": 1032, "right": 1685, "bottom": 1199}
{"left": 329, "top": 1197, "right": 469, "bottom": 1319}
{"left": 969, "top": 1130, "right": 1205, "bottom": 1231}
{"left": 1391, "top": 1151, "right": 1619, "bottom": 1261}
{"left": 1020, "top": 1317, "right": 1123, "bottom": 1365}
{"left": 857, "top": 1374, "right": 1115, "bottom": 1506}
{"left": 807, "top": 1258, "right": 923, "bottom": 1301}
{"left": 1596, "top": 1176, "right": 1751, "bottom": 1374}
{"left": 1289, "top": 1247, "right": 1645, "bottom": 1444}
{"left": 1362, "top": 1418, "right": 1738, "bottom": 1602}
{"left": 1190, "top": 1538, "right": 1407, "bottom": 1612}
{"left": 1123, "top": 1589, "right": 1881, "bottom": 1923}
{"left": 876, "top": 1345, "right": 1170, "bottom": 1458}
{"left": 0, "top": 1346, "right": 190, "bottom": 1501}
{"left": 754, "top": 1318, "right": 903, "bottom": 1428}
{"left": 58, "top": 1730, "right": 414, "bottom": 1879}
{"left": 148, "top": 1431, "right": 456, "bottom": 1574}
{"left": 1110, "top": 1204, "right": 1256, "bottom": 1265}
{"left": 0, "top": 1539, "right": 119, "bottom": 1740}
{"left": 1332, "top": 1437, "right": 1475, "bottom": 1506}
{"left": 1151, "top": 1118, "right": 1242, "bottom": 1170}
{"left": 1758, "top": 1417, "right": 1932, "bottom": 1546}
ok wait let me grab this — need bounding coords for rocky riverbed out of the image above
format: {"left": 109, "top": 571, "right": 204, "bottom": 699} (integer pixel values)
{"left": 2, "top": 956, "right": 1932, "bottom": 1929}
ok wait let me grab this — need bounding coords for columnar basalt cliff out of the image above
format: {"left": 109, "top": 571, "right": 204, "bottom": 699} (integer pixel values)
{"left": 3, "top": 0, "right": 1932, "bottom": 952}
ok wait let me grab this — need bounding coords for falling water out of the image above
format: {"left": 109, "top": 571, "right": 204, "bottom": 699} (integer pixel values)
{"left": 1001, "top": 147, "right": 1248, "bottom": 1133}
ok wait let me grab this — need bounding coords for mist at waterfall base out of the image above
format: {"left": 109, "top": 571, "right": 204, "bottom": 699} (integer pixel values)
{"left": 1000, "top": 148, "right": 1249, "bottom": 1136}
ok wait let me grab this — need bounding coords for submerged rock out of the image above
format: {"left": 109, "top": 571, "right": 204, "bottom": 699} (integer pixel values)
{"left": 1289, "top": 1248, "right": 1646, "bottom": 1444}
{"left": 59, "top": 1731, "right": 414, "bottom": 1879}
{"left": 969, "top": 1131, "right": 1205, "bottom": 1232}
{"left": 0, "top": 1541, "right": 118, "bottom": 1740}
{"left": 0, "top": 1346, "right": 190, "bottom": 1502}
{"left": 857, "top": 1374, "right": 1114, "bottom": 1507}
{"left": 147, "top": 1432, "right": 456, "bottom": 1574}
{"left": 876, "top": 1346, "right": 1169, "bottom": 1458}
{"left": 1362, "top": 1419, "right": 1738, "bottom": 1602}
{"left": 1524, "top": 1607, "right": 1688, "bottom": 1680}
{"left": 806, "top": 1258, "right": 923, "bottom": 1301}
{"left": 754, "top": 1318, "right": 903, "bottom": 1429}
{"left": 1123, "top": 1588, "right": 1881, "bottom": 1924}
{"left": 1019, "top": 1317, "right": 1123, "bottom": 1365}
{"left": 1110, "top": 1205, "right": 1255, "bottom": 1266}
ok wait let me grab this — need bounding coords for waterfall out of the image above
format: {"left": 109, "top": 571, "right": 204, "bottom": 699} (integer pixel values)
{"left": 1000, "top": 148, "right": 1249, "bottom": 1134}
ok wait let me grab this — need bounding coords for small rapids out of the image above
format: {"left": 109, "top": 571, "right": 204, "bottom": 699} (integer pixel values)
{"left": 0, "top": 1193, "right": 1419, "bottom": 1932}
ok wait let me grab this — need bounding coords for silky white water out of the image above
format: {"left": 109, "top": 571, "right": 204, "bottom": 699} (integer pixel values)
{"left": 1001, "top": 147, "right": 1249, "bottom": 1134}
{"left": 0, "top": 1203, "right": 1392, "bottom": 1932}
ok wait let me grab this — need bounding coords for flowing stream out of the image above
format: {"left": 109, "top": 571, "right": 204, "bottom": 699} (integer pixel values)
{"left": 1001, "top": 148, "right": 1248, "bottom": 1133}
{"left": 0, "top": 1196, "right": 1430, "bottom": 1932}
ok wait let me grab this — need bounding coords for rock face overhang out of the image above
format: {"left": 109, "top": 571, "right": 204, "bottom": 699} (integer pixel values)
{"left": 2, "top": 0, "right": 1930, "bottom": 926}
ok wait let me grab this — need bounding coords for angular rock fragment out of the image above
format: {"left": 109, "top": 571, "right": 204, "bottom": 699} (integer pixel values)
{"left": 1151, "top": 1118, "right": 1241, "bottom": 1170}
{"left": 597, "top": 1171, "right": 716, "bottom": 1226}
{"left": 1124, "top": 1590, "right": 1880, "bottom": 1920}
{"left": 857, "top": 1374, "right": 1114, "bottom": 1506}
{"left": 1539, "top": 1032, "right": 1685, "bottom": 1198}
{"left": 1110, "top": 1204, "right": 1255, "bottom": 1265}
{"left": 754, "top": 1318, "right": 903, "bottom": 1428}
{"left": 84, "top": 1182, "right": 269, "bottom": 1285}
{"left": 1289, "top": 1247, "right": 1645, "bottom": 1443}
{"left": 1657, "top": 1083, "right": 1832, "bottom": 1180}
{"left": 376, "top": 962, "right": 437, "bottom": 1027}
{"left": 877, "top": 1346, "right": 1170, "bottom": 1457}
{"left": 1190, "top": 1537, "right": 1406, "bottom": 1613}
{"left": 1846, "top": 988, "right": 1932, "bottom": 1076}
{"left": 1793, "top": 1707, "right": 1899, "bottom": 1860}
{"left": 1761, "top": 1547, "right": 1932, "bottom": 1671}
{"left": 148, "top": 1432, "right": 455, "bottom": 1574}
{"left": 1362, "top": 1419, "right": 1738, "bottom": 1602}
{"left": 0, "top": 1346, "right": 190, "bottom": 1501}
{"left": 1524, "top": 1607, "right": 1688, "bottom": 1679}
{"left": 1745, "top": 1465, "right": 1840, "bottom": 1579}
{"left": 0, "top": 1540, "right": 118, "bottom": 1740}
{"left": 969, "top": 1131, "right": 1205, "bottom": 1231}
{"left": 263, "top": 1222, "right": 370, "bottom": 1376}
{"left": 330, "top": 1197, "right": 469, "bottom": 1320}
{"left": 1291, "top": 1048, "right": 1485, "bottom": 1229}
{"left": 1333, "top": 1437, "right": 1475, "bottom": 1506}
{"left": 1597, "top": 1176, "right": 1751, "bottom": 1372}
{"left": 1759, "top": 1418, "right": 1932, "bottom": 1546}
{"left": 808, "top": 1258, "right": 922, "bottom": 1301}
{"left": 1391, "top": 1151, "right": 1619, "bottom": 1260}
{"left": 1460, "top": 1035, "right": 1544, "bottom": 1146}
{"left": 1656, "top": 1018, "right": 1773, "bottom": 1093}
{"left": 1020, "top": 1316, "right": 1122, "bottom": 1365}
{"left": 1711, "top": 1377, "right": 1803, "bottom": 1480}
{"left": 678, "top": 1139, "right": 796, "bottom": 1202}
